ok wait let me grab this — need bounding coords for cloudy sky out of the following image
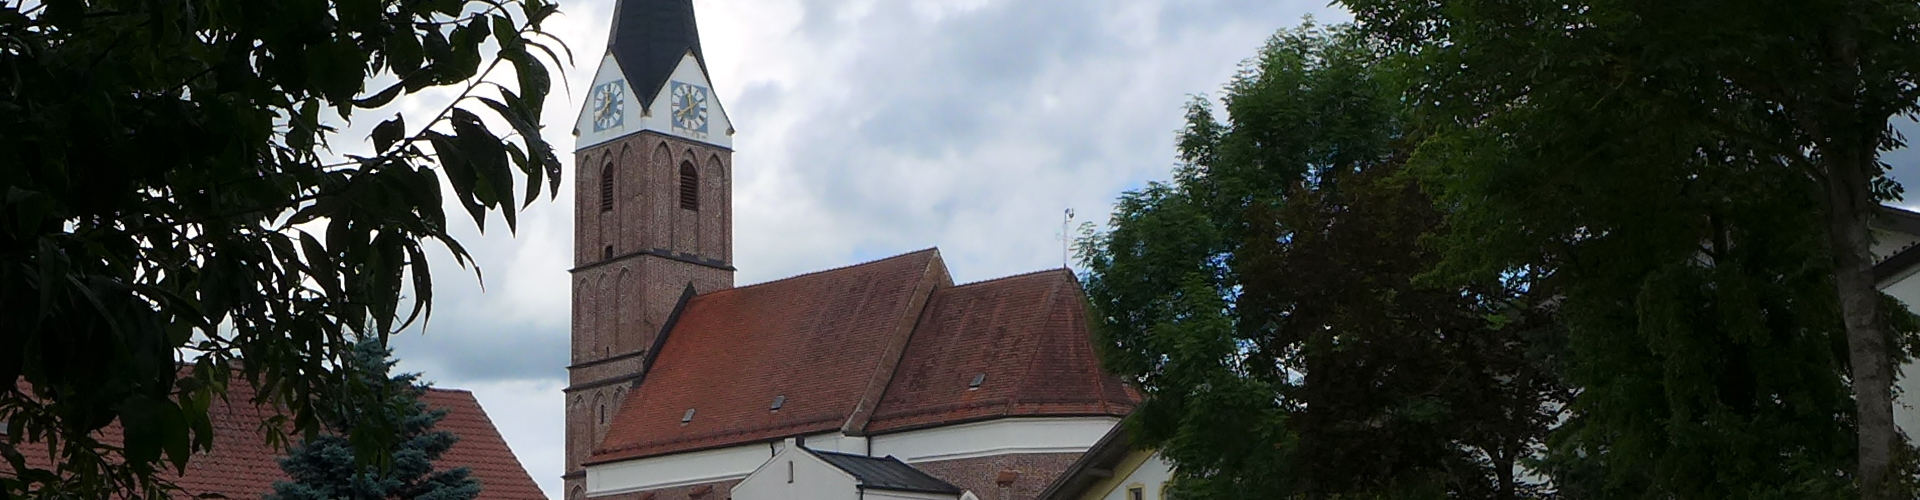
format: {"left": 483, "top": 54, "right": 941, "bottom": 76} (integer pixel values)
{"left": 370, "top": 1, "right": 1350, "bottom": 498}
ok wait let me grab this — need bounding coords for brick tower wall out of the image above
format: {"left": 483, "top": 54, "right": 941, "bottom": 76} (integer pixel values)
{"left": 566, "top": 129, "right": 734, "bottom": 500}
{"left": 913, "top": 453, "right": 1084, "bottom": 500}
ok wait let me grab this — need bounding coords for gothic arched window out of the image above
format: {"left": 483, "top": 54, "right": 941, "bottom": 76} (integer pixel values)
{"left": 678, "top": 161, "right": 699, "bottom": 211}
{"left": 600, "top": 162, "right": 615, "bottom": 212}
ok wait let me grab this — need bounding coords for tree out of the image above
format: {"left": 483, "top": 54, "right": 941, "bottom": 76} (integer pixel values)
{"left": 1341, "top": 0, "right": 1920, "bottom": 497}
{"left": 266, "top": 340, "right": 478, "bottom": 500}
{"left": 0, "top": 0, "right": 565, "bottom": 497}
{"left": 1078, "top": 23, "right": 1563, "bottom": 500}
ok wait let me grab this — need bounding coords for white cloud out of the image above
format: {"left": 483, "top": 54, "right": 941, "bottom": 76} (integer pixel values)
{"left": 380, "top": 1, "right": 1346, "bottom": 498}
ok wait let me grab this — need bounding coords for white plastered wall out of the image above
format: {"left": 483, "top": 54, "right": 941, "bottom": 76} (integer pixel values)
{"left": 1095, "top": 452, "right": 1175, "bottom": 500}
{"left": 870, "top": 417, "right": 1120, "bottom": 463}
{"left": 1883, "top": 274, "right": 1920, "bottom": 437}
{"left": 584, "top": 441, "right": 776, "bottom": 496}
{"left": 732, "top": 442, "right": 860, "bottom": 500}
{"left": 1874, "top": 226, "right": 1920, "bottom": 439}
{"left": 574, "top": 52, "right": 733, "bottom": 152}
{"left": 585, "top": 417, "right": 1117, "bottom": 496}
{"left": 804, "top": 432, "right": 871, "bottom": 455}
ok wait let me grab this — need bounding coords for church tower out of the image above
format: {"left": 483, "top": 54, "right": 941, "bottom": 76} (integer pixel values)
{"left": 564, "top": 1, "right": 735, "bottom": 498}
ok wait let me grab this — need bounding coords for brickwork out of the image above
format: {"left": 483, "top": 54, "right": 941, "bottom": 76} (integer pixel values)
{"left": 911, "top": 453, "right": 1083, "bottom": 500}
{"left": 574, "top": 131, "right": 732, "bottom": 270}
{"left": 568, "top": 127, "right": 735, "bottom": 499}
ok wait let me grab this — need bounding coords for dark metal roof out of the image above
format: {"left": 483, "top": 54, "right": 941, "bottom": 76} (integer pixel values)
{"left": 608, "top": 0, "right": 705, "bottom": 110}
{"left": 805, "top": 449, "right": 963, "bottom": 495}
{"left": 1034, "top": 423, "right": 1135, "bottom": 500}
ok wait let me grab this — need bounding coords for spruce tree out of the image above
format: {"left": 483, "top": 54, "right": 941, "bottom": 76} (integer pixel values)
{"left": 266, "top": 341, "right": 481, "bottom": 500}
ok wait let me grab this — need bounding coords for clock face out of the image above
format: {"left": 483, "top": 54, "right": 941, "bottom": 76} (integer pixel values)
{"left": 591, "top": 81, "right": 625, "bottom": 132}
{"left": 670, "top": 81, "right": 709, "bottom": 135}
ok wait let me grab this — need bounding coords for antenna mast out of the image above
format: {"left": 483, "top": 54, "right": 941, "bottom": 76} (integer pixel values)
{"left": 1062, "top": 208, "right": 1076, "bottom": 269}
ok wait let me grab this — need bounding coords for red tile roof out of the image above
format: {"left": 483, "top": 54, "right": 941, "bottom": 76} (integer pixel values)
{"left": 590, "top": 250, "right": 1139, "bottom": 462}
{"left": 590, "top": 249, "right": 949, "bottom": 462}
{"left": 425, "top": 389, "right": 551, "bottom": 500}
{"left": 866, "top": 269, "right": 1137, "bottom": 433}
{"left": 8, "top": 379, "right": 545, "bottom": 500}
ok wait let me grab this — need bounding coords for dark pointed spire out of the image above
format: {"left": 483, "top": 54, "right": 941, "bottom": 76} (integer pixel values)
{"left": 608, "top": 0, "right": 706, "bottom": 110}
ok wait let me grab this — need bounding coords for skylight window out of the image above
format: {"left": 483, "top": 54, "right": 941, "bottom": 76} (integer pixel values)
{"left": 682, "top": 408, "right": 696, "bottom": 423}
{"left": 770, "top": 395, "right": 785, "bottom": 411}
{"left": 969, "top": 373, "right": 986, "bottom": 389}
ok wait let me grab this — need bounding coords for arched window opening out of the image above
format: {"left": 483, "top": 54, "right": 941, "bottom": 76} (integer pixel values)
{"left": 679, "top": 162, "right": 699, "bottom": 211}
{"left": 599, "top": 162, "right": 615, "bottom": 212}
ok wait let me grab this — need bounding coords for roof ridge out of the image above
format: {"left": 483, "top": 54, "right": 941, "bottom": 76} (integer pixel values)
{"left": 950, "top": 266, "right": 1074, "bottom": 288}
{"left": 704, "top": 248, "right": 940, "bottom": 296}
{"left": 840, "top": 251, "right": 949, "bottom": 435}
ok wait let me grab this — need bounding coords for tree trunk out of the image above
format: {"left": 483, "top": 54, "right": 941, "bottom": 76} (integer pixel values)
{"left": 1493, "top": 442, "right": 1515, "bottom": 500}
{"left": 1827, "top": 146, "right": 1895, "bottom": 500}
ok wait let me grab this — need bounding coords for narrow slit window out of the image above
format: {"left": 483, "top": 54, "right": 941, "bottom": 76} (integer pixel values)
{"left": 678, "top": 162, "right": 699, "bottom": 211}
{"left": 600, "top": 163, "right": 615, "bottom": 212}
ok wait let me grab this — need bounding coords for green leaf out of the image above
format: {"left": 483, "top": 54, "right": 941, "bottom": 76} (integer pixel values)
{"left": 355, "top": 82, "right": 407, "bottom": 109}
{"left": 372, "top": 115, "right": 406, "bottom": 153}
{"left": 426, "top": 131, "right": 486, "bottom": 231}
{"left": 450, "top": 108, "right": 515, "bottom": 233}
{"left": 299, "top": 231, "right": 341, "bottom": 297}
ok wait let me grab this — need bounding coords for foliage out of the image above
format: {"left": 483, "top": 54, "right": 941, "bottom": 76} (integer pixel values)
{"left": 266, "top": 341, "right": 478, "bottom": 500}
{"left": 1340, "top": 0, "right": 1920, "bottom": 497}
{"left": 1079, "top": 23, "right": 1563, "bottom": 500}
{"left": 0, "top": 0, "right": 565, "bottom": 496}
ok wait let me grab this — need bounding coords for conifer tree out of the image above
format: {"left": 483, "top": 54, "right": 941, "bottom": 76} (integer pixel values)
{"left": 266, "top": 341, "right": 480, "bottom": 500}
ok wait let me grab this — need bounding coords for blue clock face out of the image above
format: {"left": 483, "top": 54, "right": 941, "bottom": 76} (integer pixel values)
{"left": 591, "top": 81, "right": 625, "bottom": 132}
{"left": 670, "top": 81, "right": 709, "bottom": 135}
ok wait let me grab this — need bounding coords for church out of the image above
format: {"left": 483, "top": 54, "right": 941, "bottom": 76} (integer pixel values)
{"left": 561, "top": 2, "right": 1146, "bottom": 500}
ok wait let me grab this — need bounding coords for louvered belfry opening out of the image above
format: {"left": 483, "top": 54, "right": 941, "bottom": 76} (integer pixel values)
{"left": 600, "top": 163, "right": 615, "bottom": 212}
{"left": 678, "top": 161, "right": 699, "bottom": 211}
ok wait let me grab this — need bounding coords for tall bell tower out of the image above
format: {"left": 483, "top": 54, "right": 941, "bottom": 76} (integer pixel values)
{"left": 563, "top": 1, "right": 734, "bottom": 497}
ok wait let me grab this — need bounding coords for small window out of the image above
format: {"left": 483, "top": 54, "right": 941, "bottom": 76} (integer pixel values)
{"left": 678, "top": 162, "right": 699, "bottom": 211}
{"left": 1128, "top": 486, "right": 1144, "bottom": 500}
{"left": 600, "top": 163, "right": 615, "bottom": 212}
{"left": 787, "top": 460, "right": 794, "bottom": 483}
{"left": 969, "top": 373, "right": 986, "bottom": 389}
{"left": 771, "top": 395, "right": 785, "bottom": 411}
{"left": 603, "top": 245, "right": 614, "bottom": 260}
{"left": 598, "top": 404, "right": 607, "bottom": 425}
{"left": 682, "top": 408, "right": 697, "bottom": 423}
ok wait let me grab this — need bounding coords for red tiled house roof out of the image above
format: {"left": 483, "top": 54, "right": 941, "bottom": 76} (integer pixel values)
{"left": 589, "top": 249, "right": 1139, "bottom": 463}
{"left": 590, "top": 249, "right": 950, "bottom": 462}
{"left": 866, "top": 269, "right": 1138, "bottom": 433}
{"left": 8, "top": 380, "right": 545, "bottom": 500}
